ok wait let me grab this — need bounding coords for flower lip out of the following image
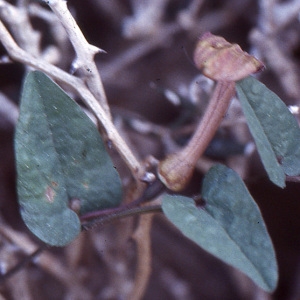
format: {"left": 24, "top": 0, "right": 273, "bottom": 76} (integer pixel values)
{"left": 193, "top": 32, "right": 265, "bottom": 81}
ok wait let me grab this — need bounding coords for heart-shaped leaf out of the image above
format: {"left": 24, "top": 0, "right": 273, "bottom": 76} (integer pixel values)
{"left": 15, "top": 71, "right": 122, "bottom": 246}
{"left": 236, "top": 76, "right": 300, "bottom": 187}
{"left": 162, "top": 164, "right": 278, "bottom": 292}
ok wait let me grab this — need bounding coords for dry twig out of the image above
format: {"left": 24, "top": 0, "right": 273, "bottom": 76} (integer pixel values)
{"left": 0, "top": 0, "right": 145, "bottom": 181}
{"left": 129, "top": 212, "right": 155, "bottom": 300}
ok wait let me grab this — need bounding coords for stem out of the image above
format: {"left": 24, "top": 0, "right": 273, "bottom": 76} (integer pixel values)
{"left": 129, "top": 214, "right": 154, "bottom": 300}
{"left": 80, "top": 180, "right": 165, "bottom": 222}
{"left": 0, "top": 20, "right": 144, "bottom": 181}
{"left": 81, "top": 205, "right": 162, "bottom": 231}
{"left": 46, "top": 0, "right": 111, "bottom": 117}
{"left": 158, "top": 80, "right": 236, "bottom": 191}
{"left": 185, "top": 81, "right": 236, "bottom": 159}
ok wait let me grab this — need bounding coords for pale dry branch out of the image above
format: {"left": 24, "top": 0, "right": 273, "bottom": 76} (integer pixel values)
{"left": 28, "top": 3, "right": 70, "bottom": 64}
{"left": 44, "top": 0, "right": 111, "bottom": 117}
{"left": 251, "top": 29, "right": 300, "bottom": 100}
{"left": 0, "top": 0, "right": 62, "bottom": 65}
{"left": 159, "top": 268, "right": 192, "bottom": 299}
{"left": 123, "top": 0, "right": 170, "bottom": 38}
{"left": 0, "top": 224, "right": 93, "bottom": 299}
{"left": 177, "top": 0, "right": 205, "bottom": 30}
{"left": 188, "top": 0, "right": 252, "bottom": 38}
{"left": 0, "top": 0, "right": 41, "bottom": 56}
{"left": 91, "top": 222, "right": 134, "bottom": 299}
{"left": 129, "top": 211, "right": 155, "bottom": 300}
{"left": 0, "top": 17, "right": 144, "bottom": 181}
{"left": 252, "top": 0, "right": 300, "bottom": 99}
{"left": 270, "top": 0, "right": 300, "bottom": 31}
{"left": 64, "top": 233, "right": 86, "bottom": 269}
{"left": 0, "top": 92, "right": 19, "bottom": 125}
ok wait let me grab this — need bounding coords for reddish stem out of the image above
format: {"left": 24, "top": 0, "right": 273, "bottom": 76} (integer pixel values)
{"left": 158, "top": 81, "right": 236, "bottom": 191}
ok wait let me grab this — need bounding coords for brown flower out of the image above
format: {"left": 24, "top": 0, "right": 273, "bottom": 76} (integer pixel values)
{"left": 193, "top": 32, "right": 264, "bottom": 81}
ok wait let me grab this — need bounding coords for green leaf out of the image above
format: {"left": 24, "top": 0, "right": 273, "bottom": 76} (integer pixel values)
{"left": 15, "top": 71, "right": 122, "bottom": 246}
{"left": 162, "top": 164, "right": 278, "bottom": 292}
{"left": 236, "top": 76, "right": 300, "bottom": 187}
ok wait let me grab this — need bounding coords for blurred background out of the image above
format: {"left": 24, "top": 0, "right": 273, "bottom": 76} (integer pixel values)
{"left": 1, "top": 0, "right": 300, "bottom": 299}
